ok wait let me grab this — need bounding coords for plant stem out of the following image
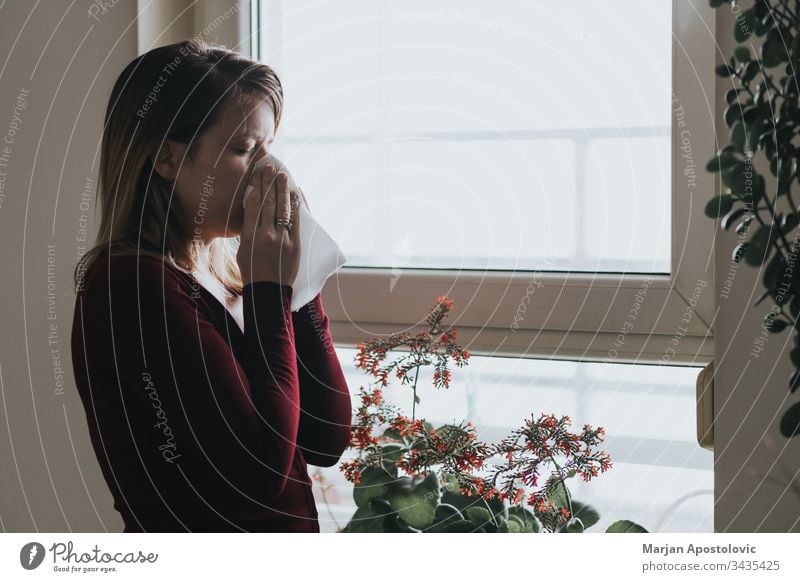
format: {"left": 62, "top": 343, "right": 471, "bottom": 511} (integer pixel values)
{"left": 748, "top": 185, "right": 792, "bottom": 260}
{"left": 549, "top": 456, "right": 574, "bottom": 528}
{"left": 766, "top": 0, "right": 797, "bottom": 27}
{"left": 411, "top": 364, "right": 421, "bottom": 422}
{"left": 314, "top": 472, "right": 342, "bottom": 532}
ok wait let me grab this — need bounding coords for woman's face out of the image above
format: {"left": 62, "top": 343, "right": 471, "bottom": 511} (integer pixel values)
{"left": 168, "top": 94, "right": 276, "bottom": 241}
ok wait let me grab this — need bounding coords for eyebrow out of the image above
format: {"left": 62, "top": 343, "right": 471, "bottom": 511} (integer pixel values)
{"left": 235, "top": 131, "right": 275, "bottom": 143}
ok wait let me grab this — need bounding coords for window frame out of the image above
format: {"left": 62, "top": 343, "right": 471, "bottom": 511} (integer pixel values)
{"left": 249, "top": 0, "right": 716, "bottom": 366}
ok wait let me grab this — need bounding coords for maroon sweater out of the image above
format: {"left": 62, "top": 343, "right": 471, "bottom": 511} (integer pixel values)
{"left": 70, "top": 247, "right": 352, "bottom": 532}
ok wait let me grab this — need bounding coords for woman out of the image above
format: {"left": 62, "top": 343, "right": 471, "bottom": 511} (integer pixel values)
{"left": 70, "top": 39, "right": 352, "bottom": 533}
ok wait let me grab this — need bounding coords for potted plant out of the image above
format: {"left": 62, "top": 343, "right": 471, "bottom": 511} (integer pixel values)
{"left": 328, "top": 295, "right": 648, "bottom": 533}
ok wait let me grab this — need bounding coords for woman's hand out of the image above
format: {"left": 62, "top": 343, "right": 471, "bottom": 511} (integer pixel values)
{"left": 238, "top": 162, "right": 301, "bottom": 287}
{"left": 258, "top": 153, "right": 310, "bottom": 211}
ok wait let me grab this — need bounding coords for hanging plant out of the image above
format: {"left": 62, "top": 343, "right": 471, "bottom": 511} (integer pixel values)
{"left": 705, "top": 0, "right": 800, "bottom": 437}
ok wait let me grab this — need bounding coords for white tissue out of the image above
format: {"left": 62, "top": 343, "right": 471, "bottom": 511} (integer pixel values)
{"left": 242, "top": 155, "right": 348, "bottom": 312}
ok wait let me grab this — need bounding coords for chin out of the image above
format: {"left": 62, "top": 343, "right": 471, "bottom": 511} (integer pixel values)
{"left": 221, "top": 211, "right": 244, "bottom": 237}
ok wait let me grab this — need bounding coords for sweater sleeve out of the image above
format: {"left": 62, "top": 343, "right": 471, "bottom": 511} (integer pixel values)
{"left": 104, "top": 256, "right": 301, "bottom": 500}
{"left": 291, "top": 292, "right": 353, "bottom": 467}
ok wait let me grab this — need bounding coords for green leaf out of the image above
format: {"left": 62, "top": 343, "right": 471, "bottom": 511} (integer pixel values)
{"left": 722, "top": 161, "right": 761, "bottom": 202}
{"left": 762, "top": 28, "right": 788, "bottom": 67}
{"left": 734, "top": 9, "right": 755, "bottom": 42}
{"left": 734, "top": 46, "right": 751, "bottom": 62}
{"left": 732, "top": 242, "right": 748, "bottom": 263}
{"left": 766, "top": 316, "right": 788, "bottom": 334}
{"left": 606, "top": 519, "right": 649, "bottom": 533}
{"left": 704, "top": 194, "right": 735, "bottom": 218}
{"left": 741, "top": 60, "right": 760, "bottom": 83}
{"left": 381, "top": 443, "right": 405, "bottom": 464}
{"left": 383, "top": 427, "right": 404, "bottom": 441}
{"left": 383, "top": 514, "right": 417, "bottom": 533}
{"left": 564, "top": 517, "right": 585, "bottom": 533}
{"left": 425, "top": 503, "right": 465, "bottom": 532}
{"left": 779, "top": 402, "right": 800, "bottom": 438}
{"left": 791, "top": 370, "right": 800, "bottom": 394}
{"left": 545, "top": 478, "right": 570, "bottom": 509}
{"left": 387, "top": 471, "right": 440, "bottom": 529}
{"left": 763, "top": 253, "right": 785, "bottom": 291}
{"left": 439, "top": 473, "right": 505, "bottom": 524}
{"left": 790, "top": 295, "right": 800, "bottom": 320}
{"left": 752, "top": 173, "right": 766, "bottom": 200}
{"left": 507, "top": 505, "right": 541, "bottom": 532}
{"left": 721, "top": 206, "right": 748, "bottom": 230}
{"left": 571, "top": 500, "right": 601, "bottom": 530}
{"left": 724, "top": 102, "right": 744, "bottom": 127}
{"left": 353, "top": 466, "right": 395, "bottom": 508}
{"left": 343, "top": 505, "right": 386, "bottom": 533}
{"left": 735, "top": 220, "right": 752, "bottom": 236}
{"left": 706, "top": 151, "right": 740, "bottom": 172}
{"left": 715, "top": 63, "right": 735, "bottom": 77}
{"left": 725, "top": 88, "right": 743, "bottom": 104}
{"left": 744, "top": 225, "right": 774, "bottom": 266}
{"left": 465, "top": 506, "right": 493, "bottom": 529}
{"left": 781, "top": 214, "right": 800, "bottom": 234}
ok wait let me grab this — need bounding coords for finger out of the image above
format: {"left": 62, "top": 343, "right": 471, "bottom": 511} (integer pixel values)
{"left": 290, "top": 190, "right": 300, "bottom": 244}
{"left": 259, "top": 164, "right": 278, "bottom": 234}
{"left": 275, "top": 171, "right": 291, "bottom": 226}
{"left": 256, "top": 163, "right": 265, "bottom": 227}
{"left": 241, "top": 171, "right": 261, "bottom": 236}
{"left": 289, "top": 190, "right": 300, "bottom": 222}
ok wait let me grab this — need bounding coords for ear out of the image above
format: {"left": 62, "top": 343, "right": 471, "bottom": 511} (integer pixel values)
{"left": 151, "top": 139, "right": 187, "bottom": 181}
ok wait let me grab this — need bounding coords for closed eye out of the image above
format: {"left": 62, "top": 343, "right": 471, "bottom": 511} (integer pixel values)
{"left": 235, "top": 137, "right": 274, "bottom": 155}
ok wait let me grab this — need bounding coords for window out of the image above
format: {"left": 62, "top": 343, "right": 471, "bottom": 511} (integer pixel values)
{"left": 252, "top": 0, "right": 715, "bottom": 363}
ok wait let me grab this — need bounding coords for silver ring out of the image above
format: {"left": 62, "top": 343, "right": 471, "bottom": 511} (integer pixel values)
{"left": 275, "top": 217, "right": 293, "bottom": 230}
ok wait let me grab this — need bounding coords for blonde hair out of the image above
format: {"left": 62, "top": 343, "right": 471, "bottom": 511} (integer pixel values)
{"left": 73, "top": 39, "right": 283, "bottom": 296}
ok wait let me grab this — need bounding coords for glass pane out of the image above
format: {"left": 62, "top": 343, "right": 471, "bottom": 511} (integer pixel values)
{"left": 582, "top": 136, "right": 672, "bottom": 272}
{"left": 260, "top": 0, "right": 672, "bottom": 272}
{"left": 310, "top": 348, "right": 712, "bottom": 533}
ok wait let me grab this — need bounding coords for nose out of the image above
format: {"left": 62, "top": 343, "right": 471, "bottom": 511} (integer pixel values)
{"left": 246, "top": 145, "right": 270, "bottom": 180}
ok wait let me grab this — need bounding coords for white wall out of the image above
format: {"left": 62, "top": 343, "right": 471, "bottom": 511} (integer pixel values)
{"left": 0, "top": 0, "right": 139, "bottom": 531}
{"left": 0, "top": 0, "right": 250, "bottom": 533}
